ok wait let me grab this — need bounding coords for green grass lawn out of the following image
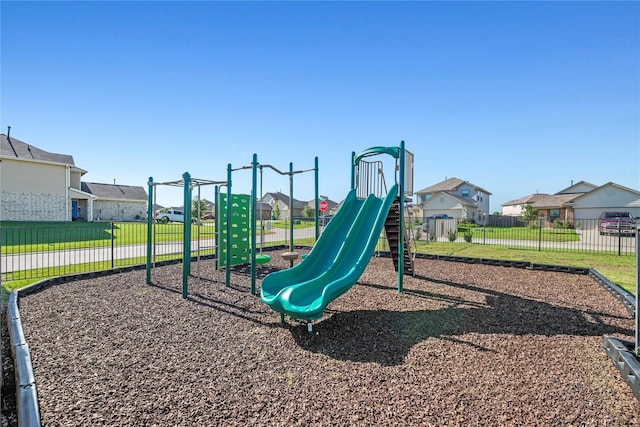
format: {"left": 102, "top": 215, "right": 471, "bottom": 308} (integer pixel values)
{"left": 0, "top": 221, "right": 216, "bottom": 254}
{"left": 267, "top": 219, "right": 316, "bottom": 229}
{"left": 457, "top": 224, "right": 580, "bottom": 242}
{"left": 410, "top": 241, "right": 636, "bottom": 293}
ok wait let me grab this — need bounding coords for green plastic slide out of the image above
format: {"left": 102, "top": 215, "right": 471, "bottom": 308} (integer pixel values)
{"left": 260, "top": 184, "right": 398, "bottom": 322}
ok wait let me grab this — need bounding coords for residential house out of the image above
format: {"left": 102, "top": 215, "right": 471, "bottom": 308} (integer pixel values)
{"left": 256, "top": 202, "right": 272, "bottom": 220}
{"left": 82, "top": 182, "right": 148, "bottom": 221}
{"left": 571, "top": 182, "right": 640, "bottom": 221}
{"left": 501, "top": 181, "right": 640, "bottom": 224}
{"left": 415, "top": 177, "right": 491, "bottom": 223}
{"left": 0, "top": 133, "right": 147, "bottom": 222}
{"left": 261, "top": 192, "right": 307, "bottom": 219}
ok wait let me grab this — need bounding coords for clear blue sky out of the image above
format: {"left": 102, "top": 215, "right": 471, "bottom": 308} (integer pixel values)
{"left": 2, "top": 1, "right": 638, "bottom": 212}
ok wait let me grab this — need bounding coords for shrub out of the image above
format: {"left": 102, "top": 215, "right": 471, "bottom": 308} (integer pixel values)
{"left": 552, "top": 220, "right": 577, "bottom": 230}
{"left": 463, "top": 230, "right": 473, "bottom": 242}
{"left": 447, "top": 230, "right": 457, "bottom": 242}
{"left": 527, "top": 221, "right": 540, "bottom": 230}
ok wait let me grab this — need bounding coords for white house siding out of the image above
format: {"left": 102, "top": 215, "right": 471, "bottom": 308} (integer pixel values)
{"left": 475, "top": 191, "right": 490, "bottom": 216}
{"left": 502, "top": 205, "right": 523, "bottom": 216}
{"left": 1, "top": 191, "right": 67, "bottom": 221}
{"left": 0, "top": 160, "right": 69, "bottom": 221}
{"left": 94, "top": 200, "right": 147, "bottom": 221}
{"left": 422, "top": 195, "right": 464, "bottom": 220}
{"left": 572, "top": 185, "right": 640, "bottom": 223}
{"left": 561, "top": 182, "right": 597, "bottom": 194}
{"left": 70, "top": 171, "right": 82, "bottom": 190}
{"left": 1, "top": 159, "right": 66, "bottom": 193}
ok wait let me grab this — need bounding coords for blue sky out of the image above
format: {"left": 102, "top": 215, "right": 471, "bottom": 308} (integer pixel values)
{"left": 2, "top": 1, "right": 638, "bottom": 212}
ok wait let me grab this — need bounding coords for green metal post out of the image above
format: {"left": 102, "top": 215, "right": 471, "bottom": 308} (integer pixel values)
{"left": 289, "top": 162, "right": 295, "bottom": 267}
{"left": 635, "top": 229, "right": 640, "bottom": 356}
{"left": 215, "top": 185, "right": 219, "bottom": 269}
{"left": 314, "top": 156, "right": 319, "bottom": 241}
{"left": 398, "top": 141, "right": 405, "bottom": 293}
{"left": 350, "top": 151, "right": 356, "bottom": 191}
{"left": 250, "top": 154, "right": 258, "bottom": 295}
{"left": 182, "top": 172, "right": 192, "bottom": 299}
{"left": 146, "top": 177, "right": 153, "bottom": 284}
{"left": 226, "top": 164, "right": 232, "bottom": 288}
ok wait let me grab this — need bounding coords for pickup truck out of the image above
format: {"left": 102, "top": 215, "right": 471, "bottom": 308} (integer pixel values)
{"left": 598, "top": 211, "right": 637, "bottom": 236}
{"left": 155, "top": 208, "right": 185, "bottom": 223}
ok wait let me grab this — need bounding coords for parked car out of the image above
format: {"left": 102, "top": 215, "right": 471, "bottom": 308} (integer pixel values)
{"left": 598, "top": 211, "right": 637, "bottom": 236}
{"left": 155, "top": 208, "right": 185, "bottom": 223}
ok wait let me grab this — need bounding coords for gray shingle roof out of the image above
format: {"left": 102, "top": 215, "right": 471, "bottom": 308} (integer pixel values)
{"left": 502, "top": 193, "right": 582, "bottom": 208}
{"left": 81, "top": 182, "right": 148, "bottom": 201}
{"left": 416, "top": 177, "right": 491, "bottom": 196}
{"left": 0, "top": 134, "right": 76, "bottom": 165}
{"left": 264, "top": 192, "right": 306, "bottom": 209}
{"left": 529, "top": 193, "right": 581, "bottom": 208}
{"left": 416, "top": 177, "right": 465, "bottom": 194}
{"left": 502, "top": 194, "right": 546, "bottom": 206}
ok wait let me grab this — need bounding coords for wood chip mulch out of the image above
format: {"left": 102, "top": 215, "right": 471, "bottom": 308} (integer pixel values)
{"left": 12, "top": 251, "right": 640, "bottom": 426}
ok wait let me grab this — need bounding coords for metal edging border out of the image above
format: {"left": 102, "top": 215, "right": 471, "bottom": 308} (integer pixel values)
{"left": 7, "top": 291, "right": 41, "bottom": 427}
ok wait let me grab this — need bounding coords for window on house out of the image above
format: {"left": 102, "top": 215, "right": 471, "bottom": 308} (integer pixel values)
{"left": 550, "top": 209, "right": 560, "bottom": 221}
{"left": 461, "top": 189, "right": 470, "bottom": 197}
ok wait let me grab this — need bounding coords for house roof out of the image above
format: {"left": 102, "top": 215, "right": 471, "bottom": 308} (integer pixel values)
{"left": 555, "top": 180, "right": 598, "bottom": 195}
{"left": 501, "top": 194, "right": 545, "bottom": 206}
{"left": 81, "top": 182, "right": 148, "bottom": 201}
{"left": 263, "top": 192, "right": 307, "bottom": 209}
{"left": 257, "top": 202, "right": 272, "bottom": 211}
{"left": 501, "top": 193, "right": 582, "bottom": 208}
{"left": 0, "top": 134, "right": 77, "bottom": 166}
{"left": 594, "top": 182, "right": 640, "bottom": 196}
{"left": 529, "top": 193, "right": 582, "bottom": 209}
{"left": 416, "top": 177, "right": 491, "bottom": 195}
{"left": 570, "top": 182, "right": 640, "bottom": 206}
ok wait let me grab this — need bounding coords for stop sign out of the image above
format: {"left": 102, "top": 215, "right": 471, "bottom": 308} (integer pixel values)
{"left": 319, "top": 200, "right": 328, "bottom": 212}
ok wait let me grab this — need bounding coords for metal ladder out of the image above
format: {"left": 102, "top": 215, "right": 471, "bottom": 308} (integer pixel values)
{"left": 383, "top": 197, "right": 415, "bottom": 276}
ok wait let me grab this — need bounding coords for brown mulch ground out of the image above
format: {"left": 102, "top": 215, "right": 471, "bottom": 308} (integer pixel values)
{"left": 10, "top": 251, "right": 640, "bottom": 426}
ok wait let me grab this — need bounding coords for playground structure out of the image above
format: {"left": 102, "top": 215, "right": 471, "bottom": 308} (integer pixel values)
{"left": 145, "top": 142, "right": 416, "bottom": 331}
{"left": 145, "top": 155, "right": 319, "bottom": 297}
{"left": 223, "top": 155, "right": 319, "bottom": 293}
{"left": 146, "top": 174, "right": 226, "bottom": 298}
{"left": 260, "top": 141, "right": 415, "bottom": 331}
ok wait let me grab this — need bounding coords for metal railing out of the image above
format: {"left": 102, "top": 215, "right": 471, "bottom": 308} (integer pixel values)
{"left": 415, "top": 218, "right": 636, "bottom": 256}
{"left": 1, "top": 217, "right": 636, "bottom": 283}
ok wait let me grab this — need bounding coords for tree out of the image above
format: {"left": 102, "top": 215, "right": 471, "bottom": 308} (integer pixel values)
{"left": 521, "top": 204, "right": 538, "bottom": 222}
{"left": 302, "top": 205, "right": 313, "bottom": 218}
{"left": 192, "top": 198, "right": 208, "bottom": 220}
{"left": 272, "top": 203, "right": 281, "bottom": 220}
